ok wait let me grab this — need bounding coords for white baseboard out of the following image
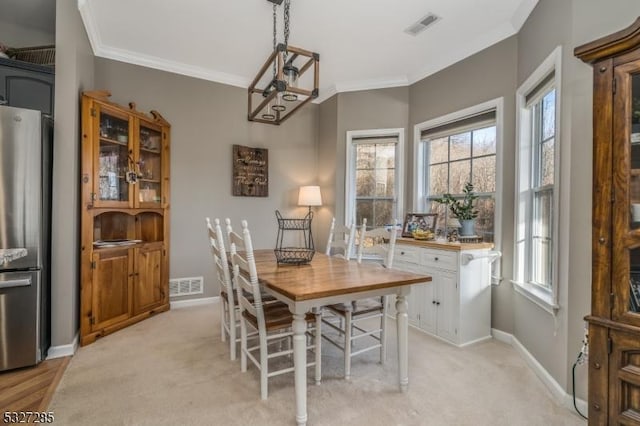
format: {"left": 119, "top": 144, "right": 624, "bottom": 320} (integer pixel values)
{"left": 563, "top": 393, "right": 588, "bottom": 419}
{"left": 490, "top": 328, "right": 512, "bottom": 344}
{"left": 170, "top": 296, "right": 218, "bottom": 309}
{"left": 458, "top": 335, "right": 493, "bottom": 347}
{"left": 491, "top": 328, "right": 588, "bottom": 418}
{"left": 45, "top": 298, "right": 219, "bottom": 358}
{"left": 47, "top": 332, "right": 79, "bottom": 359}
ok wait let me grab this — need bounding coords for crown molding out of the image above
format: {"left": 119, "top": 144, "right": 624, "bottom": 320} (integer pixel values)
{"left": 313, "top": 85, "right": 338, "bottom": 104}
{"left": 335, "top": 76, "right": 410, "bottom": 93}
{"left": 96, "top": 44, "right": 251, "bottom": 88}
{"left": 77, "top": 0, "right": 101, "bottom": 56}
{"left": 510, "top": 0, "right": 540, "bottom": 31}
{"left": 78, "top": 0, "right": 249, "bottom": 89}
{"left": 313, "top": 76, "right": 410, "bottom": 104}
{"left": 78, "top": 0, "right": 534, "bottom": 105}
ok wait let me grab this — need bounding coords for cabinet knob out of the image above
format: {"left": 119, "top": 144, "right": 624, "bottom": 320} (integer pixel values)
{"left": 436, "top": 301, "right": 440, "bottom": 306}
{"left": 432, "top": 300, "right": 436, "bottom": 304}
{"left": 598, "top": 237, "right": 606, "bottom": 244}
{"left": 593, "top": 403, "right": 600, "bottom": 411}
{"left": 401, "top": 251, "right": 405, "bottom": 255}
{"left": 594, "top": 362, "right": 601, "bottom": 369}
{"left": 434, "top": 257, "right": 439, "bottom": 261}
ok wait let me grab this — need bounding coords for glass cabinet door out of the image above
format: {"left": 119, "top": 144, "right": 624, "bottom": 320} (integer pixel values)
{"left": 95, "top": 107, "right": 131, "bottom": 207}
{"left": 615, "top": 62, "right": 640, "bottom": 322}
{"left": 137, "top": 121, "right": 163, "bottom": 206}
{"left": 629, "top": 72, "right": 640, "bottom": 316}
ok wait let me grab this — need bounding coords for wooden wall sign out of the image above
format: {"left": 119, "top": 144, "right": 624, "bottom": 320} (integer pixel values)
{"left": 232, "top": 144, "right": 269, "bottom": 197}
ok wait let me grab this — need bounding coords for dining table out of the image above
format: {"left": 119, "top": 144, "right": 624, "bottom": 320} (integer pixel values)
{"left": 251, "top": 249, "right": 432, "bottom": 426}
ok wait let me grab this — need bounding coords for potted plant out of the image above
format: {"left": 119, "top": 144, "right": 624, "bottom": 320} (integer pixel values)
{"left": 435, "top": 182, "right": 479, "bottom": 236}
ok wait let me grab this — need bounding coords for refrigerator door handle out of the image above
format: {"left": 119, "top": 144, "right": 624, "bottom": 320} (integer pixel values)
{"left": 0, "top": 277, "right": 31, "bottom": 289}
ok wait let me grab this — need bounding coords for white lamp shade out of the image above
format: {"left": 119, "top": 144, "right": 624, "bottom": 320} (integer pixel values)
{"left": 298, "top": 185, "right": 322, "bottom": 207}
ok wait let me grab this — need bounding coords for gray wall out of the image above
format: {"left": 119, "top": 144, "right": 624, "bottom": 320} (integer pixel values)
{"left": 514, "top": 0, "right": 640, "bottom": 399}
{"left": 0, "top": 22, "right": 54, "bottom": 47}
{"left": 514, "top": 0, "right": 574, "bottom": 391}
{"left": 93, "top": 58, "right": 319, "bottom": 300}
{"left": 317, "top": 95, "right": 339, "bottom": 249}
{"left": 409, "top": 36, "right": 518, "bottom": 335}
{"left": 51, "top": 0, "right": 94, "bottom": 346}
{"left": 316, "top": 87, "right": 410, "bottom": 247}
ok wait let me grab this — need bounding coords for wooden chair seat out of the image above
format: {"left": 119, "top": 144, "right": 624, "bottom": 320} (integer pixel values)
{"left": 242, "top": 302, "right": 316, "bottom": 331}
{"left": 326, "top": 298, "right": 383, "bottom": 317}
{"left": 221, "top": 290, "right": 276, "bottom": 306}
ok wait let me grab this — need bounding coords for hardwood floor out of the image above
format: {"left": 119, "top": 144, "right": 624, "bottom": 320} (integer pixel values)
{"left": 0, "top": 357, "right": 70, "bottom": 414}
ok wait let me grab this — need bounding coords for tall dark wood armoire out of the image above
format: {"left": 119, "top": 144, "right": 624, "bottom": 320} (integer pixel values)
{"left": 575, "top": 17, "right": 640, "bottom": 425}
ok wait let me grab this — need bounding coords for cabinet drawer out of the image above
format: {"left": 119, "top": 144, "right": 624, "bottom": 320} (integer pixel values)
{"left": 421, "top": 249, "right": 457, "bottom": 271}
{"left": 394, "top": 245, "right": 420, "bottom": 265}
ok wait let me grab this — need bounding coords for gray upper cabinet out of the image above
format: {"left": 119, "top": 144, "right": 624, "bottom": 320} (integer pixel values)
{"left": 0, "top": 58, "right": 54, "bottom": 116}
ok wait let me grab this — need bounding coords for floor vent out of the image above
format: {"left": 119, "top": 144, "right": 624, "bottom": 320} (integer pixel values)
{"left": 169, "top": 276, "right": 204, "bottom": 297}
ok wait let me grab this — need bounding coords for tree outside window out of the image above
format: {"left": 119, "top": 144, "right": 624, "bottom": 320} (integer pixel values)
{"left": 424, "top": 125, "right": 497, "bottom": 241}
{"left": 354, "top": 141, "right": 396, "bottom": 228}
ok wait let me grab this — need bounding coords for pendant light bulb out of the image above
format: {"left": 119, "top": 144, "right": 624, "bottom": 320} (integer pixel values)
{"left": 261, "top": 102, "right": 275, "bottom": 121}
{"left": 272, "top": 92, "right": 286, "bottom": 112}
{"left": 283, "top": 64, "right": 299, "bottom": 102}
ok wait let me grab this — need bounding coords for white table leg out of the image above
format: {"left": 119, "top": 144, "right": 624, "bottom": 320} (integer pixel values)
{"left": 395, "top": 293, "right": 409, "bottom": 392}
{"left": 293, "top": 313, "right": 308, "bottom": 426}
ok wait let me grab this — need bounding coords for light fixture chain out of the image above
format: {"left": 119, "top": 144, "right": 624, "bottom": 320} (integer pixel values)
{"left": 283, "top": 0, "right": 290, "bottom": 62}
{"left": 272, "top": 2, "right": 277, "bottom": 78}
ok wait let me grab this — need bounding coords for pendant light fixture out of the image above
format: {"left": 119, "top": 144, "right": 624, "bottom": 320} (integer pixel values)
{"left": 248, "top": 0, "right": 319, "bottom": 125}
{"left": 261, "top": 2, "right": 283, "bottom": 121}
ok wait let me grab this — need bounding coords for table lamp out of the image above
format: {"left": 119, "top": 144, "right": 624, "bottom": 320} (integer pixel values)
{"left": 298, "top": 185, "right": 322, "bottom": 249}
{"left": 298, "top": 185, "right": 322, "bottom": 213}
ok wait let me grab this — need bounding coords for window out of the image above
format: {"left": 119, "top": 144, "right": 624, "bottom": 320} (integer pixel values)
{"left": 421, "top": 113, "right": 497, "bottom": 241}
{"left": 414, "top": 99, "right": 503, "bottom": 283}
{"left": 514, "top": 46, "right": 561, "bottom": 312}
{"left": 530, "top": 88, "right": 556, "bottom": 288}
{"left": 345, "top": 129, "right": 404, "bottom": 229}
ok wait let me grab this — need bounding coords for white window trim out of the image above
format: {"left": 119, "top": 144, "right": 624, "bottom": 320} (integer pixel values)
{"left": 413, "top": 98, "right": 504, "bottom": 284}
{"left": 512, "top": 45, "right": 562, "bottom": 315}
{"left": 345, "top": 128, "right": 405, "bottom": 227}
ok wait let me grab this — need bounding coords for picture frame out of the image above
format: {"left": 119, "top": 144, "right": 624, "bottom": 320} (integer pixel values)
{"left": 402, "top": 212, "right": 438, "bottom": 237}
{"left": 232, "top": 144, "right": 269, "bottom": 197}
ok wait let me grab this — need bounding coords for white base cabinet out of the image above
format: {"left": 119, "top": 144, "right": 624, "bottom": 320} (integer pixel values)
{"left": 391, "top": 239, "right": 496, "bottom": 347}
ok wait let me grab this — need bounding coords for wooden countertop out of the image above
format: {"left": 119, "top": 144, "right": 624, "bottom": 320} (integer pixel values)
{"left": 396, "top": 237, "right": 494, "bottom": 251}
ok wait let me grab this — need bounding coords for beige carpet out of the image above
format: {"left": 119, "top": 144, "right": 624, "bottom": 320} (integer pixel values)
{"left": 50, "top": 303, "right": 585, "bottom": 425}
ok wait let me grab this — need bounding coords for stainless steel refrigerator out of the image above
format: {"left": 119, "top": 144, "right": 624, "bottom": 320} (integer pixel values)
{"left": 0, "top": 105, "right": 52, "bottom": 372}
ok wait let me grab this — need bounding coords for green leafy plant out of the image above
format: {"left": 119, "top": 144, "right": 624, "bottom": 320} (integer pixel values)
{"left": 435, "top": 182, "right": 479, "bottom": 220}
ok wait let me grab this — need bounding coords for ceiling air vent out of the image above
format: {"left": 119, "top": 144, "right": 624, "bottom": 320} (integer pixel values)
{"left": 404, "top": 13, "right": 441, "bottom": 36}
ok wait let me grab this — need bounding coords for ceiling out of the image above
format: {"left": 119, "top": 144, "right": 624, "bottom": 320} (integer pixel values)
{"left": 78, "top": 0, "right": 538, "bottom": 103}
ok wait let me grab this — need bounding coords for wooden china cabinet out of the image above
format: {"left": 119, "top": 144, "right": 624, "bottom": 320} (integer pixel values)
{"left": 80, "top": 90, "right": 171, "bottom": 346}
{"left": 575, "top": 18, "right": 640, "bottom": 425}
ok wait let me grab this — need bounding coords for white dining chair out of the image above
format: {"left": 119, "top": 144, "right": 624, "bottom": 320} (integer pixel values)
{"left": 229, "top": 220, "right": 322, "bottom": 400}
{"left": 325, "top": 217, "right": 357, "bottom": 259}
{"left": 322, "top": 218, "right": 397, "bottom": 379}
{"left": 206, "top": 217, "right": 241, "bottom": 360}
{"left": 225, "top": 218, "right": 276, "bottom": 305}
